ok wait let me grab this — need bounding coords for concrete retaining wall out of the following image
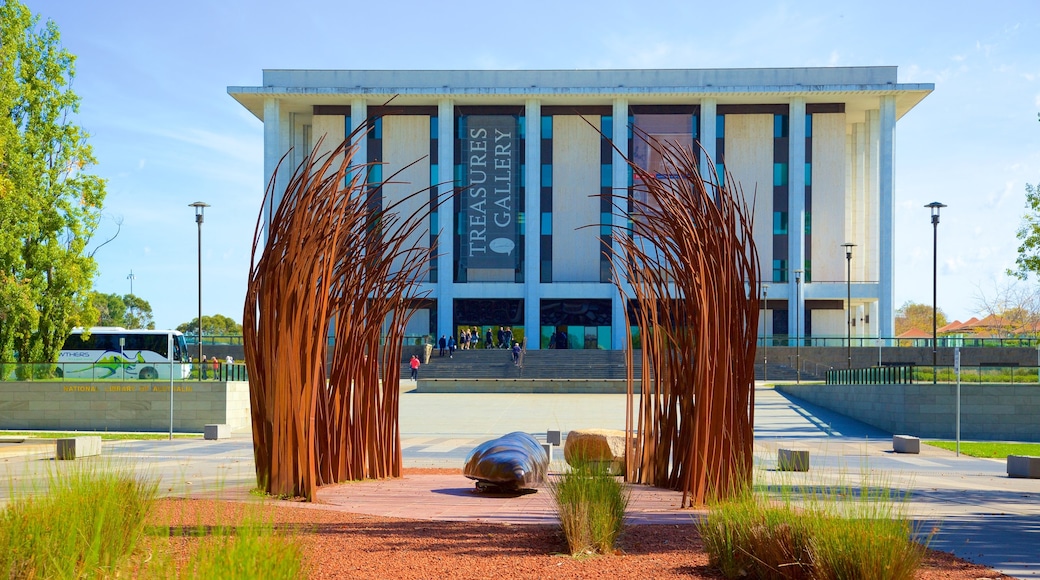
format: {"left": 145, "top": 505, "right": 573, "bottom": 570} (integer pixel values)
{"left": 0, "top": 381, "right": 251, "bottom": 433}
{"left": 776, "top": 383, "right": 1040, "bottom": 441}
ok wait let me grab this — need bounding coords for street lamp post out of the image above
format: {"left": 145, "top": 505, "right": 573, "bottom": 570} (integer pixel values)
{"left": 762, "top": 284, "right": 769, "bottom": 381}
{"left": 794, "top": 269, "right": 803, "bottom": 384}
{"left": 190, "top": 202, "right": 210, "bottom": 382}
{"left": 841, "top": 243, "right": 856, "bottom": 369}
{"left": 926, "top": 202, "right": 946, "bottom": 384}
{"left": 127, "top": 270, "right": 135, "bottom": 296}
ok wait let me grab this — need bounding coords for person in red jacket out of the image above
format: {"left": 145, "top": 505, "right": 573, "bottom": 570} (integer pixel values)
{"left": 409, "top": 355, "right": 420, "bottom": 381}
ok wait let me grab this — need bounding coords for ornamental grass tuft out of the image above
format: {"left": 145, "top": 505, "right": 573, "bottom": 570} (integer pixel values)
{"left": 548, "top": 458, "right": 630, "bottom": 555}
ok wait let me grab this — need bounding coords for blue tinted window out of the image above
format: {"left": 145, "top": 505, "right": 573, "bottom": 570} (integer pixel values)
{"left": 368, "top": 164, "right": 382, "bottom": 183}
{"left": 430, "top": 212, "right": 438, "bottom": 232}
{"left": 541, "top": 212, "right": 552, "bottom": 235}
{"left": 805, "top": 113, "right": 812, "bottom": 137}
{"left": 773, "top": 163, "right": 788, "bottom": 186}
{"left": 716, "top": 163, "right": 725, "bottom": 188}
{"left": 518, "top": 211, "right": 525, "bottom": 235}
{"left": 773, "top": 114, "right": 788, "bottom": 138}
{"left": 691, "top": 114, "right": 699, "bottom": 140}
{"left": 805, "top": 211, "right": 812, "bottom": 235}
{"left": 345, "top": 116, "right": 351, "bottom": 135}
{"left": 601, "top": 212, "right": 612, "bottom": 236}
{"left": 541, "top": 116, "right": 552, "bottom": 139}
{"left": 716, "top": 115, "right": 725, "bottom": 138}
{"left": 430, "top": 165, "right": 438, "bottom": 185}
{"left": 430, "top": 116, "right": 438, "bottom": 138}
{"left": 805, "top": 163, "right": 811, "bottom": 187}
{"left": 804, "top": 261, "right": 812, "bottom": 283}
{"left": 601, "top": 115, "right": 613, "bottom": 139}
{"left": 773, "top": 212, "right": 788, "bottom": 235}
{"left": 518, "top": 115, "right": 525, "bottom": 138}
{"left": 541, "top": 164, "right": 552, "bottom": 187}
{"left": 601, "top": 165, "right": 612, "bottom": 187}
{"left": 371, "top": 117, "right": 382, "bottom": 139}
{"left": 772, "top": 259, "right": 787, "bottom": 283}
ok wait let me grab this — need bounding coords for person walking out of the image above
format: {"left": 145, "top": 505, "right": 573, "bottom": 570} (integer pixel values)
{"left": 511, "top": 342, "right": 521, "bottom": 365}
{"left": 212, "top": 356, "right": 220, "bottom": 381}
{"left": 200, "top": 355, "right": 209, "bottom": 380}
{"left": 504, "top": 327, "right": 513, "bottom": 348}
{"left": 438, "top": 335, "right": 447, "bottom": 357}
{"left": 409, "top": 355, "right": 420, "bottom": 380}
{"left": 497, "top": 327, "right": 506, "bottom": 349}
{"left": 485, "top": 328, "right": 493, "bottom": 350}
{"left": 448, "top": 335, "right": 456, "bottom": 358}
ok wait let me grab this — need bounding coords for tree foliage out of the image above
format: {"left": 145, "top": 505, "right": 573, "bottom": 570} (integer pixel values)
{"left": 895, "top": 301, "right": 947, "bottom": 335}
{"left": 973, "top": 279, "right": 1040, "bottom": 336}
{"left": 1010, "top": 113, "right": 1040, "bottom": 279}
{"left": 0, "top": 1, "right": 105, "bottom": 363}
{"left": 177, "top": 314, "right": 242, "bottom": 337}
{"left": 90, "top": 292, "right": 154, "bottom": 329}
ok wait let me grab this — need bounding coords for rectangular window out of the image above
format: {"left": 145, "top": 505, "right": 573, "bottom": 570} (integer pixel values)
{"left": 541, "top": 164, "right": 552, "bottom": 187}
{"left": 804, "top": 163, "right": 812, "bottom": 187}
{"left": 805, "top": 113, "right": 812, "bottom": 137}
{"left": 600, "top": 165, "right": 612, "bottom": 188}
{"left": 804, "top": 261, "right": 812, "bottom": 283}
{"left": 773, "top": 211, "right": 788, "bottom": 235}
{"left": 773, "top": 114, "right": 788, "bottom": 138}
{"left": 773, "top": 163, "right": 788, "bottom": 186}
{"left": 541, "top": 115, "right": 552, "bottom": 139}
{"left": 601, "top": 115, "right": 613, "bottom": 139}
{"left": 772, "top": 259, "right": 787, "bottom": 283}
{"left": 716, "top": 115, "right": 725, "bottom": 138}
{"left": 541, "top": 212, "right": 552, "bottom": 236}
{"left": 805, "top": 211, "right": 812, "bottom": 235}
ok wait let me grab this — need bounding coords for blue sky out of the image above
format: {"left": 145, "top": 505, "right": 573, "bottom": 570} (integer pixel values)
{"left": 20, "top": 0, "right": 1040, "bottom": 330}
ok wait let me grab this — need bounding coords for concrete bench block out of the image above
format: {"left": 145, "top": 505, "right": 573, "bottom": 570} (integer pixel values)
{"left": 893, "top": 435, "right": 921, "bottom": 454}
{"left": 1007, "top": 455, "right": 1040, "bottom": 479}
{"left": 56, "top": 436, "right": 102, "bottom": 460}
{"left": 546, "top": 430, "right": 561, "bottom": 446}
{"left": 564, "top": 428, "right": 628, "bottom": 474}
{"left": 204, "top": 424, "right": 230, "bottom": 440}
{"left": 778, "top": 448, "right": 810, "bottom": 472}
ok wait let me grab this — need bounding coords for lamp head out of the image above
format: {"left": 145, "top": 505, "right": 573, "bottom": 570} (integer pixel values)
{"left": 189, "top": 201, "right": 210, "bottom": 224}
{"left": 925, "top": 201, "right": 946, "bottom": 224}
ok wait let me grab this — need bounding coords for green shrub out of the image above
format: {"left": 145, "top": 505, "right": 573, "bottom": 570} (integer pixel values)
{"left": 0, "top": 463, "right": 158, "bottom": 578}
{"left": 700, "top": 484, "right": 928, "bottom": 580}
{"left": 548, "top": 460, "right": 630, "bottom": 555}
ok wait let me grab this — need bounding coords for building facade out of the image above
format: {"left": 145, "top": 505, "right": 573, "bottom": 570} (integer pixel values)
{"left": 229, "top": 68, "right": 932, "bottom": 350}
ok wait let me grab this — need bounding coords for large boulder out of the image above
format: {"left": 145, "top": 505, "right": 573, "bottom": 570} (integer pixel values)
{"left": 563, "top": 428, "right": 628, "bottom": 475}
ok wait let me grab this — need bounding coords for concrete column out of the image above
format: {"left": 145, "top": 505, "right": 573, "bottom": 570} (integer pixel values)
{"left": 788, "top": 99, "right": 806, "bottom": 340}
{"left": 878, "top": 96, "right": 896, "bottom": 339}
{"left": 437, "top": 99, "right": 455, "bottom": 338}
{"left": 611, "top": 97, "right": 629, "bottom": 349}
{"left": 525, "top": 99, "right": 542, "bottom": 348}
{"left": 699, "top": 98, "right": 717, "bottom": 177}
{"left": 263, "top": 97, "right": 291, "bottom": 232}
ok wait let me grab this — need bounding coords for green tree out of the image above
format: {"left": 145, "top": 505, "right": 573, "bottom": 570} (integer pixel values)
{"left": 89, "top": 292, "right": 154, "bottom": 329}
{"left": 1010, "top": 113, "right": 1040, "bottom": 279}
{"left": 895, "top": 301, "right": 947, "bottom": 336}
{"left": 177, "top": 314, "right": 242, "bottom": 337}
{"left": 0, "top": 1, "right": 105, "bottom": 363}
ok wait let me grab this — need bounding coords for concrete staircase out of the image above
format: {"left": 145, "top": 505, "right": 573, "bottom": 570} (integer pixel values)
{"left": 411, "top": 349, "right": 638, "bottom": 380}
{"left": 406, "top": 351, "right": 821, "bottom": 382}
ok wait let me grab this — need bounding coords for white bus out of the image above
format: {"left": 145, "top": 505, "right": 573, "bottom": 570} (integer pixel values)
{"left": 57, "top": 327, "right": 191, "bottom": 380}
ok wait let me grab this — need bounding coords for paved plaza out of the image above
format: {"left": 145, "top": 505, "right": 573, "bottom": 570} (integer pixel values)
{"left": 1, "top": 386, "right": 1037, "bottom": 578}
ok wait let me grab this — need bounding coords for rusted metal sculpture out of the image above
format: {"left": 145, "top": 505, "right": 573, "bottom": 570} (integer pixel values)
{"left": 610, "top": 130, "right": 760, "bottom": 507}
{"left": 243, "top": 126, "right": 433, "bottom": 500}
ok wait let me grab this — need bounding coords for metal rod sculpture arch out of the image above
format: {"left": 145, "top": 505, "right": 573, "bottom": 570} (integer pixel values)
{"left": 610, "top": 131, "right": 760, "bottom": 507}
{"left": 243, "top": 126, "right": 433, "bottom": 500}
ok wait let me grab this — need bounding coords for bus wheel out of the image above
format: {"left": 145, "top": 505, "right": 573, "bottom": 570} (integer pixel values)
{"left": 140, "top": 367, "right": 159, "bottom": 380}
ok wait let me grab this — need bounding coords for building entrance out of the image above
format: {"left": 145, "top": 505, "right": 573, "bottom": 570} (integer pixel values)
{"left": 453, "top": 299, "right": 524, "bottom": 349}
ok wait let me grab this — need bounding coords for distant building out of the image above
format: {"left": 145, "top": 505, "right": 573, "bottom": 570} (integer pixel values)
{"left": 229, "top": 68, "right": 932, "bottom": 349}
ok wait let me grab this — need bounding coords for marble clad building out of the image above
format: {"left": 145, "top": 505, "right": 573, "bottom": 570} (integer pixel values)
{"left": 228, "top": 68, "right": 932, "bottom": 350}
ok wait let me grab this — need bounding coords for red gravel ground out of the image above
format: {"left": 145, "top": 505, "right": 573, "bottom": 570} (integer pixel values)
{"left": 144, "top": 468, "right": 1014, "bottom": 580}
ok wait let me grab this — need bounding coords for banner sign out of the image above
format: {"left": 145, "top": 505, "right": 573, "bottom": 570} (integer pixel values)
{"left": 462, "top": 115, "right": 519, "bottom": 270}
